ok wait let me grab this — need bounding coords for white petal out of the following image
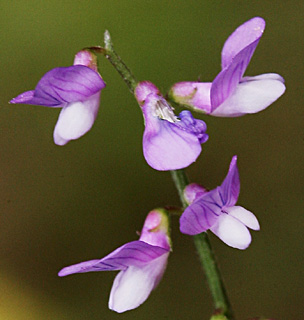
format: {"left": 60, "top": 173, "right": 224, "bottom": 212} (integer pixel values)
{"left": 109, "top": 253, "right": 169, "bottom": 313}
{"left": 211, "top": 73, "right": 285, "bottom": 117}
{"left": 210, "top": 214, "right": 252, "bottom": 250}
{"left": 226, "top": 206, "right": 260, "bottom": 230}
{"left": 53, "top": 92, "right": 100, "bottom": 145}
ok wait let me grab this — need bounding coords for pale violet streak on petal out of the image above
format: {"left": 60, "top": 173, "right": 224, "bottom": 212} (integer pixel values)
{"left": 58, "top": 241, "right": 169, "bottom": 277}
{"left": 211, "top": 40, "right": 258, "bottom": 110}
{"left": 35, "top": 66, "right": 105, "bottom": 104}
{"left": 53, "top": 92, "right": 100, "bottom": 145}
{"left": 211, "top": 73, "right": 286, "bottom": 117}
{"left": 109, "top": 253, "right": 169, "bottom": 313}
{"left": 210, "top": 214, "right": 252, "bottom": 249}
{"left": 100, "top": 241, "right": 169, "bottom": 268}
{"left": 143, "top": 119, "right": 201, "bottom": 171}
{"left": 10, "top": 90, "right": 35, "bottom": 104}
{"left": 219, "top": 156, "right": 240, "bottom": 207}
{"left": 58, "top": 259, "right": 103, "bottom": 276}
{"left": 180, "top": 188, "right": 222, "bottom": 235}
{"left": 221, "top": 17, "right": 265, "bottom": 69}
{"left": 226, "top": 206, "right": 260, "bottom": 230}
{"left": 10, "top": 90, "right": 63, "bottom": 107}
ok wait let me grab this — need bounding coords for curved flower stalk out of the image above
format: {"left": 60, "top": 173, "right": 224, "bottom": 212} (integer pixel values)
{"left": 58, "top": 209, "right": 171, "bottom": 313}
{"left": 10, "top": 50, "right": 106, "bottom": 145}
{"left": 180, "top": 156, "right": 260, "bottom": 249}
{"left": 135, "top": 81, "right": 208, "bottom": 171}
{"left": 169, "top": 17, "right": 285, "bottom": 117}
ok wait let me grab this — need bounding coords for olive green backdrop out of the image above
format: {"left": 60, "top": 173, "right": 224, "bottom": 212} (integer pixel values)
{"left": 0, "top": 1, "right": 303, "bottom": 319}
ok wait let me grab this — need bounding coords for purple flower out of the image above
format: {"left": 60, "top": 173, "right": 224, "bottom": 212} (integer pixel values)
{"left": 135, "top": 81, "right": 208, "bottom": 171}
{"left": 10, "top": 50, "right": 106, "bottom": 145}
{"left": 58, "top": 209, "right": 171, "bottom": 313}
{"left": 180, "top": 156, "right": 260, "bottom": 249}
{"left": 170, "top": 17, "right": 285, "bottom": 117}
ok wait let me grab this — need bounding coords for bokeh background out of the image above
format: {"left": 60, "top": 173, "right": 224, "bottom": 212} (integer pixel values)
{"left": 1, "top": 1, "right": 303, "bottom": 319}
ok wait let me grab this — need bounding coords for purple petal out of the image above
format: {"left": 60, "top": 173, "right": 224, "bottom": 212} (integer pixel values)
{"left": 135, "top": 81, "right": 160, "bottom": 104}
{"left": 226, "top": 206, "right": 260, "bottom": 230}
{"left": 10, "top": 66, "right": 105, "bottom": 107}
{"left": 184, "top": 183, "right": 208, "bottom": 204}
{"left": 58, "top": 241, "right": 169, "bottom": 277}
{"left": 219, "top": 156, "right": 240, "bottom": 207}
{"left": 211, "top": 73, "right": 286, "bottom": 117}
{"left": 142, "top": 95, "right": 205, "bottom": 171}
{"left": 109, "top": 253, "right": 169, "bottom": 313}
{"left": 221, "top": 17, "right": 265, "bottom": 69}
{"left": 139, "top": 209, "right": 171, "bottom": 250}
{"left": 180, "top": 188, "right": 222, "bottom": 235}
{"left": 10, "top": 90, "right": 36, "bottom": 104}
{"left": 169, "top": 82, "right": 212, "bottom": 113}
{"left": 211, "top": 37, "right": 261, "bottom": 110}
{"left": 210, "top": 213, "right": 252, "bottom": 249}
{"left": 53, "top": 92, "right": 100, "bottom": 145}
{"left": 177, "top": 110, "right": 208, "bottom": 144}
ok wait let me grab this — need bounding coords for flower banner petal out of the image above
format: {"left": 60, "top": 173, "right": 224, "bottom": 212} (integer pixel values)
{"left": 142, "top": 95, "right": 203, "bottom": 171}
{"left": 221, "top": 17, "right": 265, "bottom": 69}
{"left": 219, "top": 156, "right": 240, "bottom": 207}
{"left": 211, "top": 37, "right": 261, "bottom": 111}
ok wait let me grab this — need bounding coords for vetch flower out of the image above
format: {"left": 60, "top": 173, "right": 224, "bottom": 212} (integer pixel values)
{"left": 10, "top": 50, "right": 106, "bottom": 145}
{"left": 180, "top": 156, "right": 260, "bottom": 249}
{"left": 135, "top": 81, "right": 208, "bottom": 171}
{"left": 169, "top": 17, "right": 285, "bottom": 117}
{"left": 58, "top": 209, "right": 171, "bottom": 313}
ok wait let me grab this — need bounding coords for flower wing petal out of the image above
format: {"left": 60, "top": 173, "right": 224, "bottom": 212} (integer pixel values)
{"left": 211, "top": 73, "right": 286, "bottom": 117}
{"left": 109, "top": 253, "right": 169, "bottom": 313}
{"left": 221, "top": 17, "right": 265, "bottom": 69}
{"left": 210, "top": 214, "right": 252, "bottom": 249}
{"left": 180, "top": 188, "right": 222, "bottom": 235}
{"left": 53, "top": 92, "right": 100, "bottom": 145}
{"left": 219, "top": 156, "right": 240, "bottom": 207}
{"left": 58, "top": 241, "right": 168, "bottom": 276}
{"left": 226, "top": 206, "right": 260, "bottom": 230}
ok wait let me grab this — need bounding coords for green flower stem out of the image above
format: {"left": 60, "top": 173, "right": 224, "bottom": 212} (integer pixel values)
{"left": 103, "top": 31, "right": 138, "bottom": 93}
{"left": 171, "top": 169, "right": 234, "bottom": 320}
{"left": 100, "top": 31, "right": 234, "bottom": 319}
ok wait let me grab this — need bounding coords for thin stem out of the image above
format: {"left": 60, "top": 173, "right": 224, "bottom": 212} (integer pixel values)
{"left": 171, "top": 169, "right": 234, "bottom": 319}
{"left": 103, "top": 30, "right": 138, "bottom": 93}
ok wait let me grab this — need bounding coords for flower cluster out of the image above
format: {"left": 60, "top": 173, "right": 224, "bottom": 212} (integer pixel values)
{"left": 10, "top": 17, "right": 285, "bottom": 314}
{"left": 169, "top": 17, "right": 285, "bottom": 117}
{"left": 59, "top": 209, "right": 171, "bottom": 313}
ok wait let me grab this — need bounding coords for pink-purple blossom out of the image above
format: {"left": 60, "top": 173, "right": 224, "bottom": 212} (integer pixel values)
{"left": 58, "top": 209, "right": 171, "bottom": 313}
{"left": 169, "top": 17, "right": 285, "bottom": 117}
{"left": 180, "top": 156, "right": 260, "bottom": 249}
{"left": 135, "top": 81, "right": 208, "bottom": 171}
{"left": 10, "top": 50, "right": 106, "bottom": 145}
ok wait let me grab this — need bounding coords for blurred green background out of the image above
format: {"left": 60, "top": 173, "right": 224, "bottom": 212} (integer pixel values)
{"left": 0, "top": 1, "right": 303, "bottom": 319}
